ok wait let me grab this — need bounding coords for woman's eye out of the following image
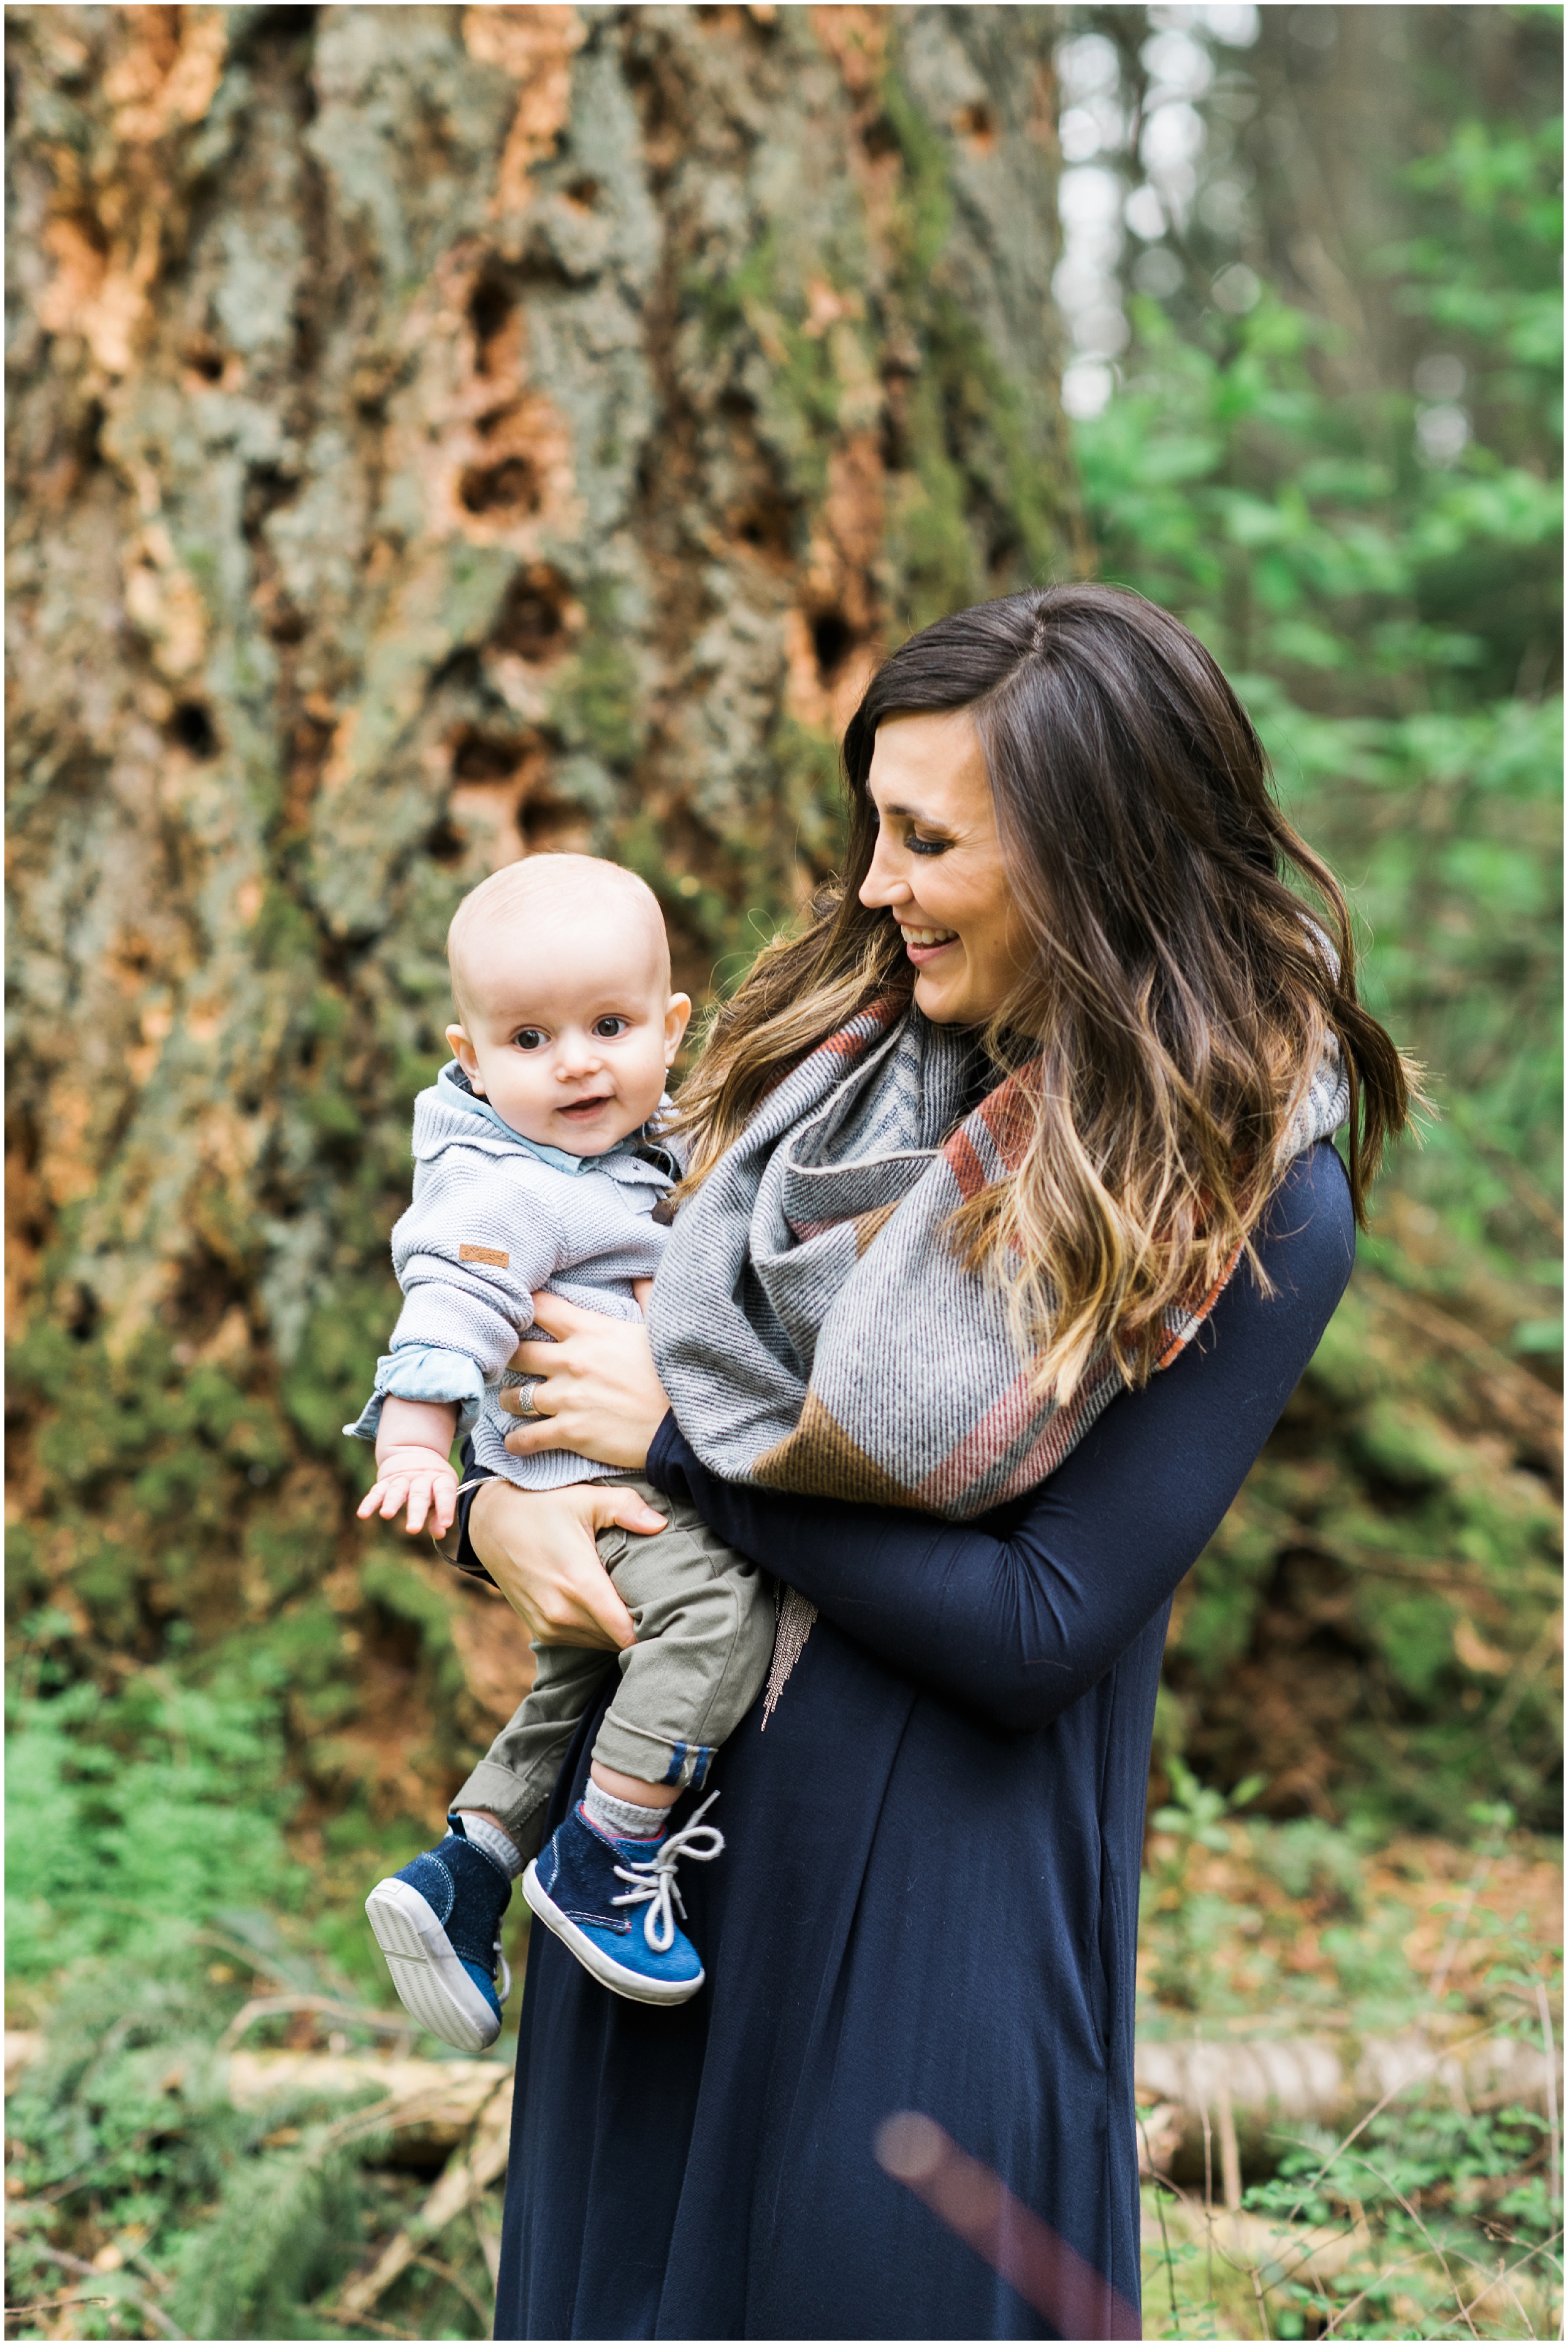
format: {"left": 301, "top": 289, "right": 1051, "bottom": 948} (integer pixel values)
{"left": 908, "top": 834, "right": 950, "bottom": 857}
{"left": 512, "top": 1029, "right": 547, "bottom": 1051}
{"left": 593, "top": 1016, "right": 630, "bottom": 1040}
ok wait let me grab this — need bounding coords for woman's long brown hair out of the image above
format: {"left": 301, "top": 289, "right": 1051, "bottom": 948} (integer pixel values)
{"left": 672, "top": 583, "right": 1418, "bottom": 1396}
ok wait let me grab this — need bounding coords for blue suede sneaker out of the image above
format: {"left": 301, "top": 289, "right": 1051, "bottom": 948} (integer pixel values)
{"left": 366, "top": 1816, "right": 514, "bottom": 2052}
{"left": 522, "top": 1792, "right": 724, "bottom": 2007}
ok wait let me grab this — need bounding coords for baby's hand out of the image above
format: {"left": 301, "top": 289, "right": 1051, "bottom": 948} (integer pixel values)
{"left": 359, "top": 1446, "right": 460, "bottom": 1538}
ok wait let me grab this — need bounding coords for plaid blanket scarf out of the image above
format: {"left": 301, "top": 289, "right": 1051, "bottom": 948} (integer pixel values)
{"left": 650, "top": 999, "right": 1348, "bottom": 1529}
{"left": 650, "top": 999, "right": 1347, "bottom": 1716}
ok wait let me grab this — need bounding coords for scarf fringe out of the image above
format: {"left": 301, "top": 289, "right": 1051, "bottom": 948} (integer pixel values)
{"left": 761, "top": 1585, "right": 818, "bottom": 1726}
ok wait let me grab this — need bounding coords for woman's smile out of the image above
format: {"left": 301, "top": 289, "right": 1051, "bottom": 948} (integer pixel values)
{"left": 898, "top": 923, "right": 960, "bottom": 962}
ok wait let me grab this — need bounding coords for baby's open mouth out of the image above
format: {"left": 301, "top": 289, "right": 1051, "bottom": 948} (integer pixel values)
{"left": 557, "top": 1094, "right": 613, "bottom": 1119}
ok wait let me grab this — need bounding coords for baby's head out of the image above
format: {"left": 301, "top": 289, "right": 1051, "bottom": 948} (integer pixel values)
{"left": 445, "top": 856, "right": 691, "bottom": 1155}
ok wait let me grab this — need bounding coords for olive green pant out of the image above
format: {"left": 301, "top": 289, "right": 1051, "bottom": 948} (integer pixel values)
{"left": 449, "top": 1479, "right": 776, "bottom": 1863}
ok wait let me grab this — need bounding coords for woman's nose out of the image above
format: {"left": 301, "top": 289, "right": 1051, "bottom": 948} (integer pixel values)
{"left": 859, "top": 839, "right": 913, "bottom": 910}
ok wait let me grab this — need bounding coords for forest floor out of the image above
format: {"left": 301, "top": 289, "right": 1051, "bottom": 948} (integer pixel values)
{"left": 1136, "top": 1822, "right": 1563, "bottom": 2341}
{"left": 4, "top": 1812, "right": 1560, "bottom": 2341}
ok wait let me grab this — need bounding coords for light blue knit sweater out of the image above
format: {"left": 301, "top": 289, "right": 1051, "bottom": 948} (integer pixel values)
{"left": 344, "top": 1063, "right": 674, "bottom": 1489}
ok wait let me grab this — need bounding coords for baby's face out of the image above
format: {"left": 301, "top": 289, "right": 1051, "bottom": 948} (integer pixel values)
{"left": 447, "top": 901, "right": 689, "bottom": 1155}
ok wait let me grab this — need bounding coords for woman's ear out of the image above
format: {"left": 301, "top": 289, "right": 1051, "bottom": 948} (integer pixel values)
{"left": 446, "top": 1023, "right": 486, "bottom": 1093}
{"left": 664, "top": 993, "right": 692, "bottom": 1065}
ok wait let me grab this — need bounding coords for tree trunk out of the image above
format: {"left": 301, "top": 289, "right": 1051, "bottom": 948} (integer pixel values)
{"left": 6, "top": 5, "right": 1078, "bottom": 1809}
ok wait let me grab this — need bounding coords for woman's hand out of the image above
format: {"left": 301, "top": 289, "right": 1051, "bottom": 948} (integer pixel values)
{"left": 467, "top": 1478, "right": 667, "bottom": 1650}
{"left": 496, "top": 1292, "right": 672, "bottom": 1470}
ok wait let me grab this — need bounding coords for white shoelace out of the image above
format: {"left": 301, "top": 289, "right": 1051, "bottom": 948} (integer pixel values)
{"left": 610, "top": 1791, "right": 726, "bottom": 1953}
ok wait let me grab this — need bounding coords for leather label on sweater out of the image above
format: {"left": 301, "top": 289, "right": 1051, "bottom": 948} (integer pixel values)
{"left": 458, "top": 1243, "right": 510, "bottom": 1267}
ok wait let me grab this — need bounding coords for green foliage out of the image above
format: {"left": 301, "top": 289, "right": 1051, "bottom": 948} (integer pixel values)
{"left": 1143, "top": 1760, "right": 1266, "bottom": 2010}
{"left": 167, "top": 2116, "right": 389, "bottom": 2344}
{"left": 277, "top": 1265, "right": 408, "bottom": 1459}
{"left": 4, "top": 1954, "right": 498, "bottom": 2341}
{"left": 1153, "top": 1756, "right": 1269, "bottom": 1853}
{"left": 5, "top": 1669, "right": 302, "bottom": 1981}
{"left": 1074, "top": 112, "right": 1564, "bottom": 1250}
{"left": 1240, "top": 2098, "right": 1559, "bottom": 2339}
{"left": 5, "top": 1652, "right": 504, "bottom": 2336}
{"left": 1146, "top": 2091, "right": 1560, "bottom": 2341}
{"left": 1248, "top": 1815, "right": 1369, "bottom": 1915}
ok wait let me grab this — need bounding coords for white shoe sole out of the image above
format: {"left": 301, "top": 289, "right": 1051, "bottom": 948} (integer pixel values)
{"left": 365, "top": 1876, "right": 506, "bottom": 2052}
{"left": 521, "top": 1860, "right": 704, "bottom": 2006}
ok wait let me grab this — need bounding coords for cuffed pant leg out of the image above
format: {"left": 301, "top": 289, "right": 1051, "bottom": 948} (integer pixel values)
{"left": 449, "top": 1640, "right": 612, "bottom": 1864}
{"left": 590, "top": 1482, "right": 777, "bottom": 1793}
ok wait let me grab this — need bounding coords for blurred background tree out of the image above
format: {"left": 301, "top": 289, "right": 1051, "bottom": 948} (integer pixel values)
{"left": 4, "top": 8, "right": 1560, "bottom": 2338}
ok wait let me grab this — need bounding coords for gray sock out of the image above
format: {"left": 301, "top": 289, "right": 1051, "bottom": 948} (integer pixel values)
{"left": 452, "top": 1812, "right": 524, "bottom": 1878}
{"left": 582, "top": 1779, "right": 668, "bottom": 1841}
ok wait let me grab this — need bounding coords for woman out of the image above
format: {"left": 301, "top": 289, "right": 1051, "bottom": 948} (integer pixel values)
{"left": 455, "top": 585, "right": 1412, "bottom": 2341}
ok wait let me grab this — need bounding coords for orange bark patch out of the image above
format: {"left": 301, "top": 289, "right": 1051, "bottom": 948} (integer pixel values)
{"left": 40, "top": 208, "right": 162, "bottom": 377}
{"left": 462, "top": 5, "right": 586, "bottom": 213}
{"left": 781, "top": 609, "right": 830, "bottom": 732}
{"left": 401, "top": 250, "right": 583, "bottom": 553}
{"left": 440, "top": 392, "right": 578, "bottom": 546}
{"left": 38, "top": 1083, "right": 99, "bottom": 1210}
{"left": 105, "top": 6, "right": 226, "bottom": 144}
{"left": 443, "top": 726, "right": 558, "bottom": 872}
{"left": 800, "top": 279, "right": 864, "bottom": 341}
{"left": 34, "top": 10, "right": 225, "bottom": 375}
{"left": 124, "top": 525, "right": 210, "bottom": 679}
{"left": 36, "top": 216, "right": 109, "bottom": 336}
{"left": 808, "top": 6, "right": 887, "bottom": 99}
{"left": 822, "top": 433, "right": 885, "bottom": 598}
{"left": 5, "top": 1146, "right": 46, "bottom": 1342}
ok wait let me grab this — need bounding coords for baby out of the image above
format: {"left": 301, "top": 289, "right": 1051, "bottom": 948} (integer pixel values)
{"left": 347, "top": 856, "right": 775, "bottom": 2049}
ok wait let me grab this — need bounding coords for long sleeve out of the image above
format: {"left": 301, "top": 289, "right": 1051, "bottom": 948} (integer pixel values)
{"left": 343, "top": 1144, "right": 569, "bottom": 1444}
{"left": 646, "top": 1143, "right": 1354, "bottom": 1733}
{"left": 388, "top": 1153, "right": 564, "bottom": 1376}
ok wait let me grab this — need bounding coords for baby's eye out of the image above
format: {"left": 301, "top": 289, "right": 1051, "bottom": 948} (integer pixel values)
{"left": 512, "top": 1028, "right": 548, "bottom": 1051}
{"left": 592, "top": 1016, "right": 630, "bottom": 1040}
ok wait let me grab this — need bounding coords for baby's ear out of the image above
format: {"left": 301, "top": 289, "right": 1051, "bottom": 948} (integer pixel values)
{"left": 446, "top": 1023, "right": 482, "bottom": 1083}
{"left": 664, "top": 992, "right": 692, "bottom": 1059}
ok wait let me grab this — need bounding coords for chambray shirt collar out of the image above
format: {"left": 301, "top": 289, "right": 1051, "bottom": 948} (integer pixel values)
{"left": 435, "top": 1061, "right": 647, "bottom": 1177}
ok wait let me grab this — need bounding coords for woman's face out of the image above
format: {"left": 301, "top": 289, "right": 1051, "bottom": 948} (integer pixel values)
{"left": 859, "top": 709, "right": 1032, "bottom": 1027}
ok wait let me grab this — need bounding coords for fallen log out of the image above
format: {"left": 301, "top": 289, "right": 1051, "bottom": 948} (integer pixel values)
{"left": 329, "top": 2071, "right": 514, "bottom": 2321}
{"left": 1135, "top": 2024, "right": 1560, "bottom": 2183}
{"left": 1140, "top": 2195, "right": 1374, "bottom": 2288}
{"left": 224, "top": 2048, "right": 503, "bottom": 2150}
{"left": 219, "top": 2025, "right": 1558, "bottom": 2193}
{"left": 8, "top": 2024, "right": 1555, "bottom": 2212}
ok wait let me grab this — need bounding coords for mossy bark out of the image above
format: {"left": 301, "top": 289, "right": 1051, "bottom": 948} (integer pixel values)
{"left": 6, "top": 4, "right": 1077, "bottom": 1818}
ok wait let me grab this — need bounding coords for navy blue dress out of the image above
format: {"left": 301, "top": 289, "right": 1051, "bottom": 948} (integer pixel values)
{"left": 479, "top": 1144, "right": 1353, "bottom": 2341}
